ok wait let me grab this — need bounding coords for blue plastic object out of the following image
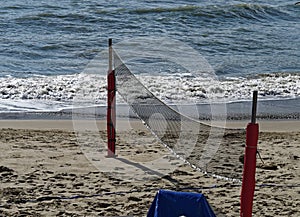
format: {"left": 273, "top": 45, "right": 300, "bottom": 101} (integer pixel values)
{"left": 147, "top": 189, "right": 216, "bottom": 217}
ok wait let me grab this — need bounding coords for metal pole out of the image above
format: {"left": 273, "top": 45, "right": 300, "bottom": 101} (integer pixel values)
{"left": 240, "top": 91, "right": 259, "bottom": 217}
{"left": 108, "top": 38, "right": 112, "bottom": 71}
{"left": 251, "top": 90, "right": 258, "bottom": 124}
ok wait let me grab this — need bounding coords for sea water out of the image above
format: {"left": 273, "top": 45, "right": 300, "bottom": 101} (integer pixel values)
{"left": 0, "top": 0, "right": 299, "bottom": 118}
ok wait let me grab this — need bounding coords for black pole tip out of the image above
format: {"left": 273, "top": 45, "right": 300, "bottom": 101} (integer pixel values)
{"left": 108, "top": 38, "right": 112, "bottom": 47}
{"left": 253, "top": 90, "right": 258, "bottom": 98}
{"left": 251, "top": 90, "right": 258, "bottom": 124}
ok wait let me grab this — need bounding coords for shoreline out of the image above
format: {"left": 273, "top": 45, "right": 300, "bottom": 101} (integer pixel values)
{"left": 0, "top": 119, "right": 299, "bottom": 132}
{"left": 0, "top": 97, "right": 300, "bottom": 121}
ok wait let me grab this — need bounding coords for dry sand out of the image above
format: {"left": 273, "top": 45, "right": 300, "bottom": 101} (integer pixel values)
{"left": 0, "top": 119, "right": 299, "bottom": 216}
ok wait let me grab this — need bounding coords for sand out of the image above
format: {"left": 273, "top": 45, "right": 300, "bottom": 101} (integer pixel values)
{"left": 0, "top": 119, "right": 299, "bottom": 216}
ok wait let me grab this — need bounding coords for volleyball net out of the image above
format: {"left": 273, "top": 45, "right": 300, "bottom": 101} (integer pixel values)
{"left": 109, "top": 46, "right": 246, "bottom": 181}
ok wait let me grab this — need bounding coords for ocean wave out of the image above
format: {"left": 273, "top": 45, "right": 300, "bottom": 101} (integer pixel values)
{"left": 9, "top": 2, "right": 295, "bottom": 25}
{"left": 137, "top": 72, "right": 300, "bottom": 103}
{"left": 14, "top": 12, "right": 91, "bottom": 23}
{"left": 132, "top": 3, "right": 296, "bottom": 22}
{"left": 133, "top": 5, "right": 199, "bottom": 14}
{"left": 0, "top": 72, "right": 299, "bottom": 112}
{"left": 212, "top": 4, "right": 293, "bottom": 21}
{"left": 0, "top": 74, "right": 106, "bottom": 103}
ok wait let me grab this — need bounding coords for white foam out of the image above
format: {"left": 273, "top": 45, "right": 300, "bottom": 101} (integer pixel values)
{"left": 0, "top": 74, "right": 106, "bottom": 111}
{"left": 0, "top": 72, "right": 299, "bottom": 111}
{"left": 137, "top": 72, "right": 300, "bottom": 103}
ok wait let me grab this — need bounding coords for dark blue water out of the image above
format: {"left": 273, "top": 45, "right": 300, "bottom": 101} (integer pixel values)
{"left": 1, "top": 0, "right": 299, "bottom": 77}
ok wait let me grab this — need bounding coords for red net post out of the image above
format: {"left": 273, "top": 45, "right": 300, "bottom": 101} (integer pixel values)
{"left": 240, "top": 91, "right": 259, "bottom": 217}
{"left": 107, "top": 38, "right": 116, "bottom": 157}
{"left": 107, "top": 70, "right": 116, "bottom": 157}
{"left": 240, "top": 123, "right": 259, "bottom": 217}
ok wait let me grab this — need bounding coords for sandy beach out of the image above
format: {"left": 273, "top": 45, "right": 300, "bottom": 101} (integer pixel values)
{"left": 0, "top": 119, "right": 299, "bottom": 216}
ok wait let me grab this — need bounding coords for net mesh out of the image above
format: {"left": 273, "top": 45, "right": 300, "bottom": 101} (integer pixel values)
{"left": 113, "top": 48, "right": 245, "bottom": 181}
